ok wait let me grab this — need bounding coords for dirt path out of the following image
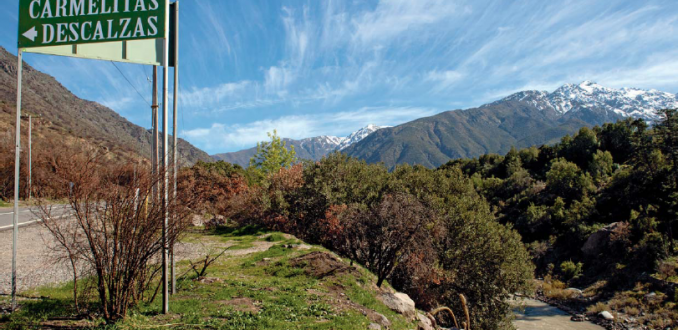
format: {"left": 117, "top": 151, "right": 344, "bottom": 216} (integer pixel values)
{"left": 513, "top": 298, "right": 604, "bottom": 330}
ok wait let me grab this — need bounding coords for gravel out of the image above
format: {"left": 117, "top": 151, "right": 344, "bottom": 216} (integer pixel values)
{"left": 0, "top": 223, "right": 211, "bottom": 295}
{"left": 0, "top": 224, "right": 72, "bottom": 294}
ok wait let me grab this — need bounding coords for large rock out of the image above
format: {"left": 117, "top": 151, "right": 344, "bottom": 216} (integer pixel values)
{"left": 368, "top": 312, "right": 391, "bottom": 327}
{"left": 368, "top": 323, "right": 381, "bottom": 330}
{"left": 379, "top": 292, "right": 416, "bottom": 320}
{"left": 417, "top": 312, "right": 435, "bottom": 330}
{"left": 599, "top": 311, "right": 614, "bottom": 320}
{"left": 582, "top": 222, "right": 625, "bottom": 256}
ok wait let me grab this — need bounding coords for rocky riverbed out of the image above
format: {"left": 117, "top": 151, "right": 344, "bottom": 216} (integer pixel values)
{"left": 513, "top": 297, "right": 605, "bottom": 330}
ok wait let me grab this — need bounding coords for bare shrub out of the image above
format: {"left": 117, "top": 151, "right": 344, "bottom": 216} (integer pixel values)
{"left": 37, "top": 150, "right": 196, "bottom": 322}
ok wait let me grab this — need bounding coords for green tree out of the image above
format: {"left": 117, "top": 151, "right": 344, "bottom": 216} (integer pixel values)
{"left": 598, "top": 119, "right": 635, "bottom": 164}
{"left": 249, "top": 130, "right": 297, "bottom": 179}
{"left": 590, "top": 150, "right": 614, "bottom": 182}
{"left": 560, "top": 127, "right": 599, "bottom": 170}
{"left": 546, "top": 159, "right": 593, "bottom": 200}
{"left": 500, "top": 146, "right": 523, "bottom": 178}
{"left": 652, "top": 109, "right": 678, "bottom": 252}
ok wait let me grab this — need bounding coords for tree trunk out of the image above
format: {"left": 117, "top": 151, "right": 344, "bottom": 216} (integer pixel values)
{"left": 69, "top": 256, "right": 79, "bottom": 313}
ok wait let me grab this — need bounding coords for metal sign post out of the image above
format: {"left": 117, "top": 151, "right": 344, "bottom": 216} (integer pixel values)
{"left": 21, "top": 114, "right": 41, "bottom": 201}
{"left": 161, "top": 0, "right": 170, "bottom": 314}
{"left": 152, "top": 66, "right": 159, "bottom": 201}
{"left": 11, "top": 50, "right": 23, "bottom": 313}
{"left": 27, "top": 115, "right": 31, "bottom": 201}
{"left": 170, "top": 0, "right": 179, "bottom": 296}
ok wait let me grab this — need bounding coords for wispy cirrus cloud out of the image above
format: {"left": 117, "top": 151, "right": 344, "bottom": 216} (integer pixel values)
{"left": 182, "top": 106, "right": 438, "bottom": 153}
{"left": 425, "top": 70, "right": 465, "bottom": 91}
{"left": 4, "top": 0, "right": 678, "bottom": 155}
{"left": 180, "top": 81, "right": 251, "bottom": 108}
{"left": 351, "top": 0, "right": 464, "bottom": 45}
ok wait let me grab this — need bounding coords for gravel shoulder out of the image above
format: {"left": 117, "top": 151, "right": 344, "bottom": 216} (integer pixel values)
{"left": 0, "top": 223, "right": 282, "bottom": 295}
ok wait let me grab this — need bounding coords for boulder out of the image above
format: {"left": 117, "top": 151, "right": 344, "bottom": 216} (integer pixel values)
{"left": 417, "top": 312, "right": 435, "bottom": 330}
{"left": 368, "top": 312, "right": 391, "bottom": 327}
{"left": 599, "top": 311, "right": 614, "bottom": 320}
{"left": 565, "top": 288, "right": 583, "bottom": 298}
{"left": 368, "top": 323, "right": 381, "bottom": 330}
{"left": 379, "top": 292, "right": 416, "bottom": 320}
{"left": 191, "top": 214, "right": 205, "bottom": 227}
{"left": 582, "top": 222, "right": 624, "bottom": 256}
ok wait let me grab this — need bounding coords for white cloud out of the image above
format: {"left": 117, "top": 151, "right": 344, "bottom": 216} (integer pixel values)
{"left": 264, "top": 66, "right": 294, "bottom": 97}
{"left": 352, "top": 0, "right": 462, "bottom": 45}
{"left": 425, "top": 70, "right": 465, "bottom": 91}
{"left": 194, "top": 1, "right": 232, "bottom": 57}
{"left": 181, "top": 106, "right": 439, "bottom": 153}
{"left": 590, "top": 52, "right": 678, "bottom": 91}
{"left": 282, "top": 6, "right": 310, "bottom": 66}
{"left": 180, "top": 81, "right": 251, "bottom": 108}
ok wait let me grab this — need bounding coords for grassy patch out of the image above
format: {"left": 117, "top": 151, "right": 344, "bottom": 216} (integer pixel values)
{"left": 211, "top": 224, "right": 269, "bottom": 237}
{"left": 265, "top": 233, "right": 286, "bottom": 242}
{"left": 1, "top": 230, "right": 417, "bottom": 330}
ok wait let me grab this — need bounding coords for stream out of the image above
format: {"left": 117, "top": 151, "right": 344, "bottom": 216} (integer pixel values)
{"left": 513, "top": 298, "right": 605, "bottom": 330}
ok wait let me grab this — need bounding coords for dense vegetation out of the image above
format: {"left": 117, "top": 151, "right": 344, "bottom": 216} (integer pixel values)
{"left": 444, "top": 110, "right": 678, "bottom": 326}
{"left": 182, "top": 132, "right": 535, "bottom": 329}
{"left": 184, "top": 110, "right": 678, "bottom": 328}
{"left": 444, "top": 110, "right": 677, "bottom": 277}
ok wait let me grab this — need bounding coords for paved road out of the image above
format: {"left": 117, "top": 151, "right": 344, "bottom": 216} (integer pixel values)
{"left": 0, "top": 205, "right": 70, "bottom": 231}
{"left": 513, "top": 298, "right": 604, "bottom": 330}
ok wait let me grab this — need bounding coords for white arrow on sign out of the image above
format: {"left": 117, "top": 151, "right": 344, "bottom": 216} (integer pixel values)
{"left": 23, "top": 27, "right": 38, "bottom": 42}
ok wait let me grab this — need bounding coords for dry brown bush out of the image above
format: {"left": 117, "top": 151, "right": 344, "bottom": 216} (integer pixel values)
{"left": 37, "top": 149, "right": 196, "bottom": 322}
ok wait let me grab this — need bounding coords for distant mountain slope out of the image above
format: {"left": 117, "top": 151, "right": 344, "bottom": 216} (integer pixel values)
{"left": 343, "top": 81, "right": 678, "bottom": 169}
{"left": 0, "top": 47, "right": 211, "bottom": 166}
{"left": 212, "top": 125, "right": 387, "bottom": 167}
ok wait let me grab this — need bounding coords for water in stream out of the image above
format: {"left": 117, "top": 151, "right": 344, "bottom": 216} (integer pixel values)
{"left": 513, "top": 298, "right": 604, "bottom": 330}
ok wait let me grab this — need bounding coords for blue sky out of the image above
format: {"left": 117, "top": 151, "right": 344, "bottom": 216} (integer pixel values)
{"left": 2, "top": 0, "right": 678, "bottom": 154}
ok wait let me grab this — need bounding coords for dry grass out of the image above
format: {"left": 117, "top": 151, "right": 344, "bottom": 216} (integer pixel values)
{"left": 586, "top": 302, "right": 609, "bottom": 314}
{"left": 541, "top": 280, "right": 579, "bottom": 300}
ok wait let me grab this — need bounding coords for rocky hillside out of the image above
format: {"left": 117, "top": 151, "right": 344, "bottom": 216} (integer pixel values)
{"left": 0, "top": 47, "right": 212, "bottom": 166}
{"left": 343, "top": 81, "right": 678, "bottom": 169}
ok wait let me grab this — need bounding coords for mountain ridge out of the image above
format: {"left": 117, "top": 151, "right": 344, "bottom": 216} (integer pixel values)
{"left": 212, "top": 124, "right": 388, "bottom": 167}
{"left": 343, "top": 81, "right": 677, "bottom": 169}
{"left": 0, "top": 46, "right": 212, "bottom": 166}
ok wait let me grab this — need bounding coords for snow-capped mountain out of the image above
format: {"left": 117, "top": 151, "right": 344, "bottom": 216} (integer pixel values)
{"left": 500, "top": 81, "right": 678, "bottom": 122}
{"left": 344, "top": 81, "right": 678, "bottom": 169}
{"left": 297, "top": 124, "right": 389, "bottom": 152}
{"left": 337, "top": 124, "right": 388, "bottom": 151}
{"left": 212, "top": 125, "right": 388, "bottom": 166}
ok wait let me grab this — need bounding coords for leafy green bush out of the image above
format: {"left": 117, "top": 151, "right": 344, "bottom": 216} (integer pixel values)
{"left": 560, "top": 260, "right": 583, "bottom": 282}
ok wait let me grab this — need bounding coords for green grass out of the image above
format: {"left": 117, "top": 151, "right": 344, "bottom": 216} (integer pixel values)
{"left": 2, "top": 229, "right": 418, "bottom": 330}
{"left": 265, "top": 233, "right": 285, "bottom": 242}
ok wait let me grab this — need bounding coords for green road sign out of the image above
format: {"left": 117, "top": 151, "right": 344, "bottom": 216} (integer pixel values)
{"left": 18, "top": 0, "right": 166, "bottom": 49}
